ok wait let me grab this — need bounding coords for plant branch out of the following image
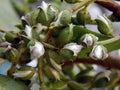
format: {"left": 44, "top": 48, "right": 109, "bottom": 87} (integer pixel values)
{"left": 72, "top": 0, "right": 95, "bottom": 12}
{"left": 95, "top": 0, "right": 120, "bottom": 20}
{"left": 63, "top": 54, "right": 120, "bottom": 69}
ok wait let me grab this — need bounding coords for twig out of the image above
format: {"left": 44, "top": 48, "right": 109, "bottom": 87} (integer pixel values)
{"left": 95, "top": 0, "right": 120, "bottom": 20}
{"left": 63, "top": 54, "right": 120, "bottom": 69}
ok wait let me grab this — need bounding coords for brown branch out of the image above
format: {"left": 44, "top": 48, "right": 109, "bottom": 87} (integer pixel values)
{"left": 63, "top": 54, "right": 120, "bottom": 69}
{"left": 95, "top": 0, "right": 120, "bottom": 20}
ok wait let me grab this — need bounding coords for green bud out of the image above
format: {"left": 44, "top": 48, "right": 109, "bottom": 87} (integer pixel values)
{"left": 58, "top": 24, "right": 73, "bottom": 46}
{"left": 36, "top": 1, "right": 58, "bottom": 26}
{"left": 21, "top": 16, "right": 29, "bottom": 28}
{"left": 55, "top": 10, "right": 72, "bottom": 26}
{"left": 68, "top": 81, "right": 84, "bottom": 90}
{"left": 5, "top": 48, "right": 19, "bottom": 63}
{"left": 77, "top": 8, "right": 91, "bottom": 26}
{"left": 95, "top": 15, "right": 113, "bottom": 35}
{"left": 13, "top": 66, "right": 35, "bottom": 80}
{"left": 59, "top": 49, "right": 74, "bottom": 59}
{"left": 65, "top": 0, "right": 82, "bottom": 4}
{"left": 93, "top": 70, "right": 111, "bottom": 88}
{"left": 44, "top": 65, "right": 60, "bottom": 81}
{"left": 49, "top": 80, "right": 67, "bottom": 90}
{"left": 5, "top": 32, "right": 17, "bottom": 42}
{"left": 62, "top": 64, "right": 75, "bottom": 77}
{"left": 71, "top": 15, "right": 79, "bottom": 25}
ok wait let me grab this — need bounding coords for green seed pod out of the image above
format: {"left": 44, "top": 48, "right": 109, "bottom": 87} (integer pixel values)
{"left": 13, "top": 66, "right": 35, "bottom": 80}
{"left": 60, "top": 10, "right": 72, "bottom": 25}
{"left": 44, "top": 65, "right": 60, "bottom": 81}
{"left": 93, "top": 70, "right": 111, "bottom": 88}
{"left": 59, "top": 49, "right": 74, "bottom": 59}
{"left": 68, "top": 81, "right": 84, "bottom": 90}
{"left": 49, "top": 80, "right": 67, "bottom": 90}
{"left": 62, "top": 64, "right": 74, "bottom": 77}
{"left": 36, "top": 1, "right": 58, "bottom": 26}
{"left": 95, "top": 15, "right": 113, "bottom": 35}
{"left": 64, "top": 0, "right": 81, "bottom": 4}
{"left": 47, "top": 5, "right": 58, "bottom": 24}
{"left": 5, "top": 32, "right": 17, "bottom": 42}
{"left": 77, "top": 8, "right": 91, "bottom": 26}
{"left": 71, "top": 15, "right": 79, "bottom": 25}
{"left": 58, "top": 24, "right": 73, "bottom": 46}
{"left": 5, "top": 48, "right": 19, "bottom": 63}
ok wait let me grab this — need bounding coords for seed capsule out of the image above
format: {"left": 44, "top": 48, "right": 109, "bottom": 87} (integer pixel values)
{"left": 77, "top": 8, "right": 91, "bottom": 26}
{"left": 64, "top": 43, "right": 83, "bottom": 56}
{"left": 36, "top": 1, "right": 58, "bottom": 26}
{"left": 54, "top": 10, "right": 72, "bottom": 26}
{"left": 13, "top": 66, "right": 35, "bottom": 80}
{"left": 80, "top": 34, "right": 98, "bottom": 47}
{"left": 89, "top": 45, "right": 108, "bottom": 60}
{"left": 95, "top": 15, "right": 113, "bottom": 35}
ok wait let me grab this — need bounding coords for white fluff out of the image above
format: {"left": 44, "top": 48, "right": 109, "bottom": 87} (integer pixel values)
{"left": 64, "top": 43, "right": 83, "bottom": 56}
{"left": 82, "top": 34, "right": 98, "bottom": 47}
{"left": 89, "top": 45, "right": 108, "bottom": 60}
{"left": 30, "top": 41, "right": 45, "bottom": 59}
{"left": 26, "top": 58, "right": 38, "bottom": 67}
{"left": 25, "top": 25, "right": 32, "bottom": 38}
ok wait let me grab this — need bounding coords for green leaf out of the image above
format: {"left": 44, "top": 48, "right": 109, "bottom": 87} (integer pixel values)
{"left": 0, "top": 74, "right": 29, "bottom": 90}
{"left": 0, "top": 0, "right": 19, "bottom": 31}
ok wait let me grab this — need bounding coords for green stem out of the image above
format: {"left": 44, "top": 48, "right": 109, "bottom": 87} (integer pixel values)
{"left": 38, "top": 57, "right": 45, "bottom": 84}
{"left": 72, "top": 0, "right": 95, "bottom": 12}
{"left": 96, "top": 36, "right": 120, "bottom": 45}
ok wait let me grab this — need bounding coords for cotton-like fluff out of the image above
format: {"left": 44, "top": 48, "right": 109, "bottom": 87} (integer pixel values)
{"left": 64, "top": 43, "right": 83, "bottom": 56}
{"left": 89, "top": 45, "right": 108, "bottom": 60}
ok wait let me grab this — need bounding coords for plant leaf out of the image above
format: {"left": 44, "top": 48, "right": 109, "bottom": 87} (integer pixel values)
{"left": 0, "top": 74, "right": 29, "bottom": 90}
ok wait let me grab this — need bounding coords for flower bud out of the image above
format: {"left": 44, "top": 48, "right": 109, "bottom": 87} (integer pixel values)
{"left": 5, "top": 31, "right": 17, "bottom": 42}
{"left": 5, "top": 48, "right": 19, "bottom": 63}
{"left": 59, "top": 49, "right": 74, "bottom": 59}
{"left": 77, "top": 8, "right": 91, "bottom": 26}
{"left": 89, "top": 45, "right": 108, "bottom": 60}
{"left": 80, "top": 34, "right": 98, "bottom": 47}
{"left": 30, "top": 41, "right": 45, "bottom": 59}
{"left": 36, "top": 1, "right": 58, "bottom": 26}
{"left": 95, "top": 15, "right": 113, "bottom": 35}
{"left": 58, "top": 24, "right": 73, "bottom": 46}
{"left": 13, "top": 66, "right": 35, "bottom": 80}
{"left": 64, "top": 43, "right": 83, "bottom": 56}
{"left": 54, "top": 10, "right": 72, "bottom": 26}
